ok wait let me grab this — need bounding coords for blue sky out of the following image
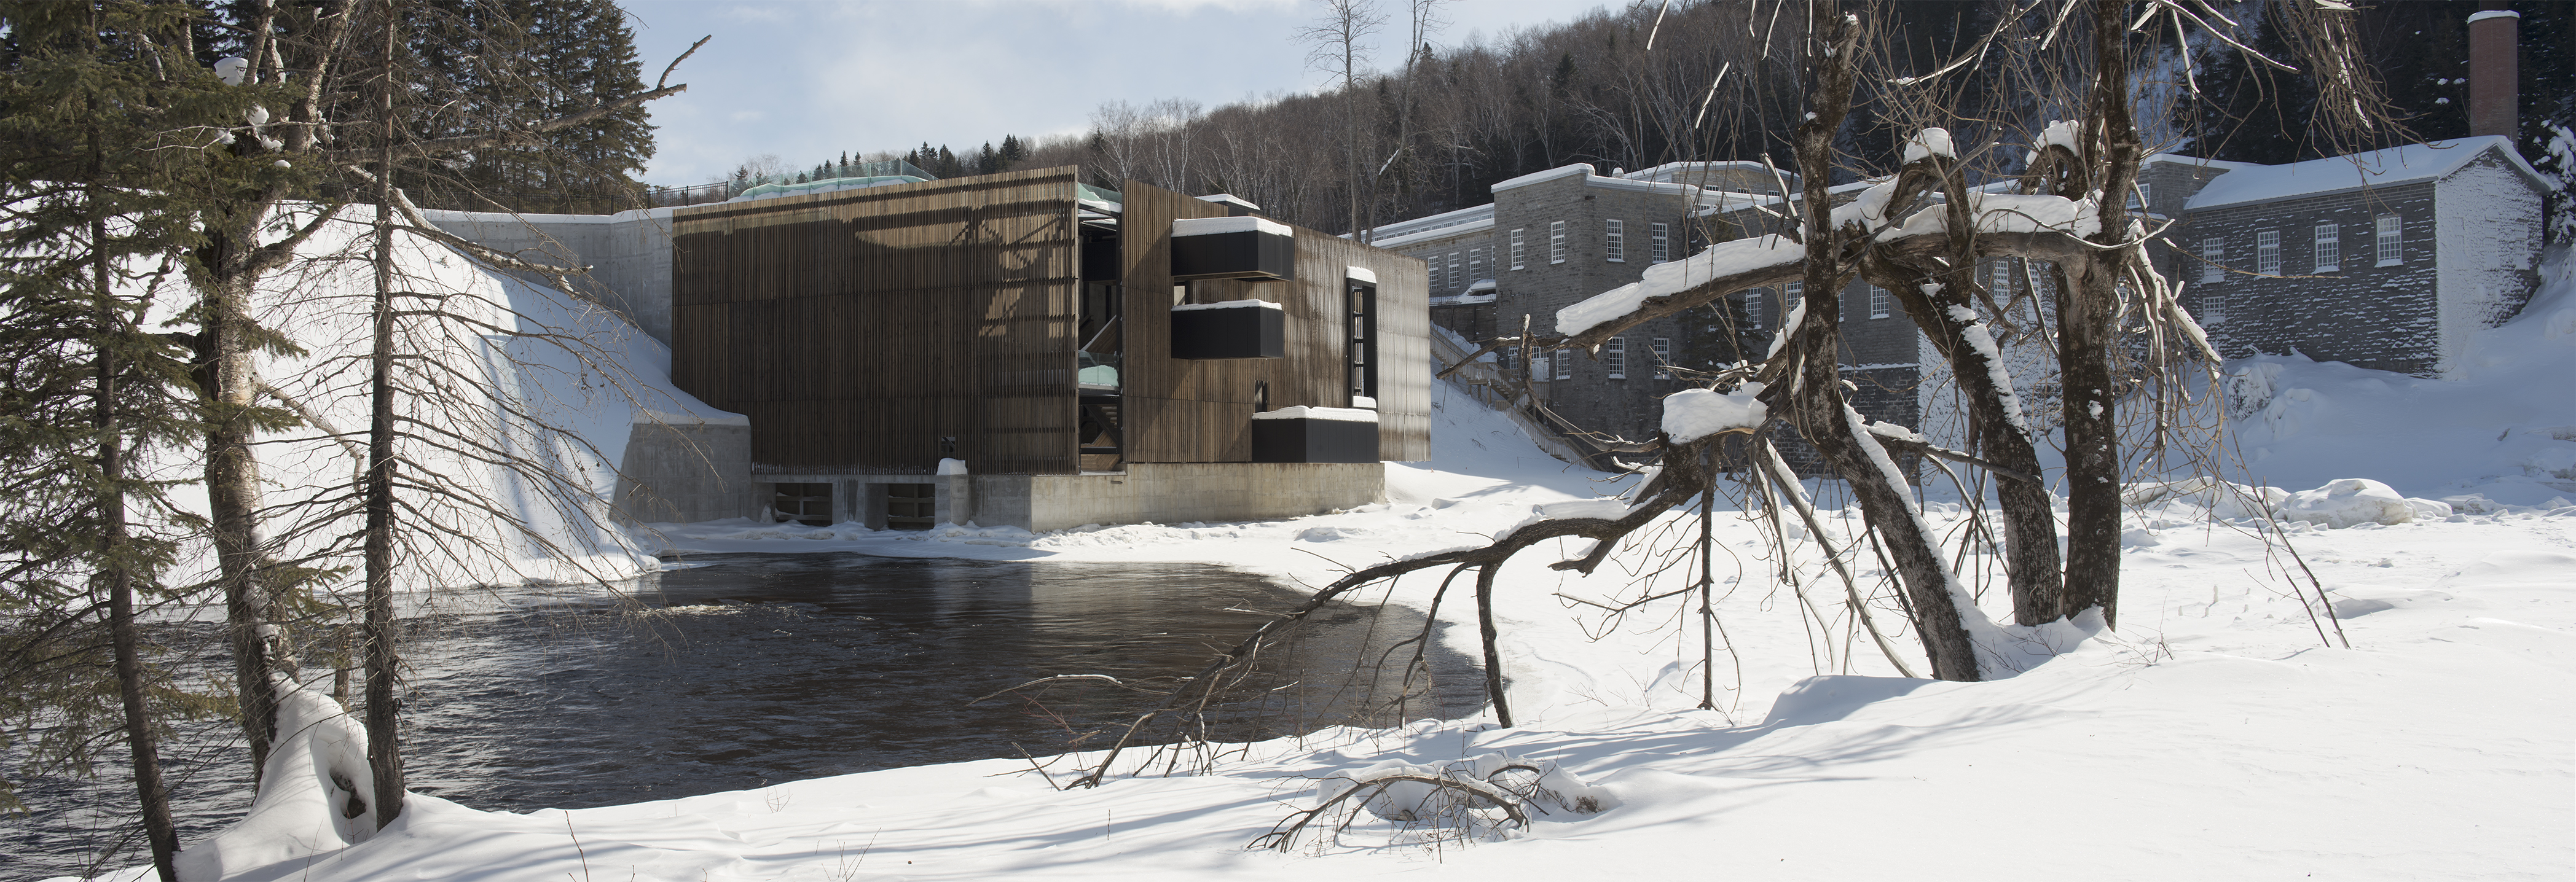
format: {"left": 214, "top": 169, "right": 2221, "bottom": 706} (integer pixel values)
{"left": 621, "top": 0, "right": 1612, "bottom": 185}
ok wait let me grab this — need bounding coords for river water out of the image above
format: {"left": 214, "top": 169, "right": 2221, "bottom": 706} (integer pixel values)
{"left": 2, "top": 553, "right": 1479, "bottom": 881}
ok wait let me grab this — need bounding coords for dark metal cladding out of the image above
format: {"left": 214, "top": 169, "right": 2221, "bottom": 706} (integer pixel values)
{"left": 1171, "top": 228, "right": 1297, "bottom": 282}
{"left": 1170, "top": 304, "right": 1286, "bottom": 359}
{"left": 1252, "top": 416, "right": 1380, "bottom": 464}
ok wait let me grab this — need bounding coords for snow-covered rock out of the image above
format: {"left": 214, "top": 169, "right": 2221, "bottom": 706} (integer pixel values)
{"left": 2278, "top": 478, "right": 2416, "bottom": 528}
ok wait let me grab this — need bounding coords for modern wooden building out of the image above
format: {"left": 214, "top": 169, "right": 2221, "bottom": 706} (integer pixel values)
{"left": 664, "top": 166, "right": 1429, "bottom": 532}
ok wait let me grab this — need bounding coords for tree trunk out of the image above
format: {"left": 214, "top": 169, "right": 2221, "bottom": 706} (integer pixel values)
{"left": 364, "top": 4, "right": 407, "bottom": 828}
{"left": 1473, "top": 563, "right": 1512, "bottom": 727}
{"left": 2063, "top": 0, "right": 2142, "bottom": 628}
{"left": 198, "top": 219, "right": 280, "bottom": 787}
{"left": 1873, "top": 256, "right": 2065, "bottom": 627}
{"left": 1777, "top": 1, "right": 1982, "bottom": 681}
{"left": 95, "top": 147, "right": 179, "bottom": 880}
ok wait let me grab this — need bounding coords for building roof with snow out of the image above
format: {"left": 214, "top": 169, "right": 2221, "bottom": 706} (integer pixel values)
{"left": 2185, "top": 136, "right": 2544, "bottom": 211}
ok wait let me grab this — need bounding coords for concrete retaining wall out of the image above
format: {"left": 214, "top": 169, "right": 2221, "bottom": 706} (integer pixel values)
{"left": 424, "top": 207, "right": 677, "bottom": 346}
{"left": 615, "top": 420, "right": 758, "bottom": 524}
{"left": 754, "top": 462, "right": 1385, "bottom": 533}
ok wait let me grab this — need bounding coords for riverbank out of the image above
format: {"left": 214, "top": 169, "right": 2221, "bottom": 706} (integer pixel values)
{"left": 82, "top": 363, "right": 2569, "bottom": 880}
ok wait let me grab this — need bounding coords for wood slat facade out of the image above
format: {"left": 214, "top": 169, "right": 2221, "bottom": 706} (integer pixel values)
{"left": 669, "top": 168, "right": 1427, "bottom": 475}
{"left": 670, "top": 168, "right": 1082, "bottom": 474}
{"left": 1118, "top": 182, "right": 1429, "bottom": 464}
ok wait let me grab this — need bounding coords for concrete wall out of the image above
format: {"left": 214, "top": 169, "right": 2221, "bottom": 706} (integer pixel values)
{"left": 425, "top": 207, "right": 677, "bottom": 346}
{"left": 1011, "top": 462, "right": 1384, "bottom": 533}
{"left": 755, "top": 462, "right": 1383, "bottom": 533}
{"left": 614, "top": 420, "right": 758, "bottom": 523}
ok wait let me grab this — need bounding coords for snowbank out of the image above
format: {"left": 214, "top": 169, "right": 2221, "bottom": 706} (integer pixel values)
{"left": 2217, "top": 245, "right": 2576, "bottom": 509}
{"left": 66, "top": 239, "right": 2576, "bottom": 882}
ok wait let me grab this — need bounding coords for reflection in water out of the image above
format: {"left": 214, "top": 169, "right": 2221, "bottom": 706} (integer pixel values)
{"left": 2, "top": 554, "right": 1478, "bottom": 880}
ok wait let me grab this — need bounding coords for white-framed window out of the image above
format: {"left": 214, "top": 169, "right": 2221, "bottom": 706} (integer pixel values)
{"left": 1499, "top": 345, "right": 1517, "bottom": 370}
{"left": 1650, "top": 337, "right": 1671, "bottom": 379}
{"left": 2312, "top": 224, "right": 2339, "bottom": 273}
{"left": 1509, "top": 228, "right": 1526, "bottom": 270}
{"left": 2256, "top": 229, "right": 2280, "bottom": 275}
{"left": 1605, "top": 337, "right": 1627, "bottom": 379}
{"left": 2200, "top": 237, "right": 2225, "bottom": 284}
{"left": 1990, "top": 259, "right": 2014, "bottom": 296}
{"left": 1781, "top": 281, "right": 1804, "bottom": 322}
{"left": 1553, "top": 347, "right": 1571, "bottom": 381}
{"left": 2376, "top": 214, "right": 2403, "bottom": 265}
{"left": 1447, "top": 251, "right": 1464, "bottom": 290}
{"left": 1605, "top": 219, "right": 1625, "bottom": 262}
{"left": 1650, "top": 222, "right": 1670, "bottom": 263}
{"left": 1426, "top": 253, "right": 1443, "bottom": 291}
{"left": 2201, "top": 287, "right": 2227, "bottom": 325}
{"left": 1549, "top": 221, "right": 1568, "bottom": 264}
{"left": 1868, "top": 284, "right": 1890, "bottom": 319}
{"left": 1467, "top": 247, "right": 1483, "bottom": 283}
{"left": 1745, "top": 289, "right": 1764, "bottom": 329}
{"left": 2127, "top": 182, "right": 2153, "bottom": 212}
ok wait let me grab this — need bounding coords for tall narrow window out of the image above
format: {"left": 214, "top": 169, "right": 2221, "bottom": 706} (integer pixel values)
{"left": 2376, "top": 214, "right": 2403, "bottom": 265}
{"left": 1447, "top": 251, "right": 1464, "bottom": 291}
{"left": 1745, "top": 289, "right": 1765, "bottom": 329}
{"left": 1426, "top": 254, "right": 1443, "bottom": 292}
{"left": 1467, "top": 247, "right": 1483, "bottom": 283}
{"left": 1605, "top": 219, "right": 1625, "bottom": 262}
{"left": 1549, "top": 221, "right": 1568, "bottom": 264}
{"left": 1868, "top": 284, "right": 1890, "bottom": 319}
{"left": 2127, "top": 182, "right": 2153, "bottom": 211}
{"left": 1650, "top": 222, "right": 1670, "bottom": 263}
{"left": 1509, "top": 228, "right": 1527, "bottom": 270}
{"left": 2313, "top": 224, "right": 2339, "bottom": 273}
{"left": 1650, "top": 337, "right": 1671, "bottom": 379}
{"left": 2256, "top": 229, "right": 2280, "bottom": 275}
{"left": 1346, "top": 279, "right": 1378, "bottom": 405}
{"left": 1605, "top": 337, "right": 1627, "bottom": 378}
{"left": 2200, "top": 237, "right": 2225, "bottom": 284}
{"left": 1553, "top": 347, "right": 1571, "bottom": 381}
{"left": 2200, "top": 287, "right": 2227, "bottom": 325}
{"left": 1990, "top": 259, "right": 2014, "bottom": 297}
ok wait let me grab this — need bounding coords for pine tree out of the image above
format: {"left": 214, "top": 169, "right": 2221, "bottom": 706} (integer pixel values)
{"left": 0, "top": 3, "right": 245, "bottom": 876}
{"left": 403, "top": 0, "right": 656, "bottom": 212}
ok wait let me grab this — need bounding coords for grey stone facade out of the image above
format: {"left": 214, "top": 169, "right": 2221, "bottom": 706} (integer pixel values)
{"left": 1374, "top": 139, "right": 2547, "bottom": 468}
{"left": 1373, "top": 162, "right": 1922, "bottom": 446}
{"left": 2150, "top": 138, "right": 2545, "bottom": 378}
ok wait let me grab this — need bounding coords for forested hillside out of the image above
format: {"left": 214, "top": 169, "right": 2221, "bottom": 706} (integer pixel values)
{"left": 779, "top": 0, "right": 2572, "bottom": 240}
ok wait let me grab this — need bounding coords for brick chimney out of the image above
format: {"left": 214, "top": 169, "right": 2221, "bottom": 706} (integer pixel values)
{"left": 2468, "top": 2, "right": 2519, "bottom": 138}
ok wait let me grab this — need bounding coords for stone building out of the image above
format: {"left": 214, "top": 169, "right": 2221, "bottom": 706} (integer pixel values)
{"left": 1368, "top": 162, "right": 1933, "bottom": 450}
{"left": 2150, "top": 137, "right": 2546, "bottom": 378}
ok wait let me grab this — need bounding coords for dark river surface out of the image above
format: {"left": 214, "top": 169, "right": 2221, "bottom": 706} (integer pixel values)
{"left": 2, "top": 553, "right": 1481, "bottom": 881}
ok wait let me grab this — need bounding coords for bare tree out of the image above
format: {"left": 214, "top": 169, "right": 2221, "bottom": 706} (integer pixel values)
{"left": 1297, "top": 0, "right": 1387, "bottom": 237}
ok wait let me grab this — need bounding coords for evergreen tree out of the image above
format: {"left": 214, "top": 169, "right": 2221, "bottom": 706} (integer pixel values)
{"left": 404, "top": 0, "right": 656, "bottom": 212}
{"left": 0, "top": 3, "right": 246, "bottom": 876}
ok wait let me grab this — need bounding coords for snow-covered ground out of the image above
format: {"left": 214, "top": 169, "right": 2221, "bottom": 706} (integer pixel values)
{"left": 73, "top": 250, "right": 2576, "bottom": 881}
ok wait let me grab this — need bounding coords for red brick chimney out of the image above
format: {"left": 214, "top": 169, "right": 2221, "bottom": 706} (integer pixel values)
{"left": 2468, "top": 2, "right": 2519, "bottom": 138}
